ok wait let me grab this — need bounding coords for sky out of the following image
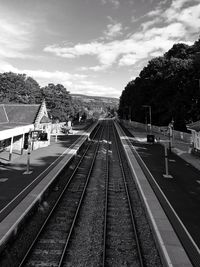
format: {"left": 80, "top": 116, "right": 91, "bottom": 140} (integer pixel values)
{"left": 0, "top": 0, "right": 199, "bottom": 98}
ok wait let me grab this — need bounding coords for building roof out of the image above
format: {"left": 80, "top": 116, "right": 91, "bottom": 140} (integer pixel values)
{"left": 187, "top": 120, "right": 200, "bottom": 132}
{"left": 0, "top": 105, "right": 8, "bottom": 123}
{"left": 3, "top": 104, "right": 40, "bottom": 124}
{"left": 0, "top": 102, "right": 50, "bottom": 133}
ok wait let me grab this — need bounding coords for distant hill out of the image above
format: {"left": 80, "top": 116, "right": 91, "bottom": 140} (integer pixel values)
{"left": 71, "top": 94, "right": 119, "bottom": 118}
{"left": 71, "top": 94, "right": 119, "bottom": 106}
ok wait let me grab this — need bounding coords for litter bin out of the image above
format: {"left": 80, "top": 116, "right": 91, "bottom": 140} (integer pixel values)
{"left": 147, "top": 134, "right": 155, "bottom": 143}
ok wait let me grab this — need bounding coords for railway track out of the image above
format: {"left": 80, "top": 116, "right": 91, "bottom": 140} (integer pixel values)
{"left": 1, "top": 119, "right": 162, "bottom": 266}
{"left": 119, "top": 122, "right": 200, "bottom": 267}
{"left": 18, "top": 123, "right": 104, "bottom": 266}
{"left": 102, "top": 122, "right": 145, "bottom": 266}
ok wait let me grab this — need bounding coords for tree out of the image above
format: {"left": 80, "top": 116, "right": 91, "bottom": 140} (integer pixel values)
{"left": 118, "top": 37, "right": 200, "bottom": 131}
{"left": 0, "top": 72, "right": 41, "bottom": 104}
{"left": 41, "top": 83, "right": 73, "bottom": 122}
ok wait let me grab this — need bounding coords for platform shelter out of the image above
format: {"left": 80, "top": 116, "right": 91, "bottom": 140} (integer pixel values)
{"left": 0, "top": 100, "right": 51, "bottom": 161}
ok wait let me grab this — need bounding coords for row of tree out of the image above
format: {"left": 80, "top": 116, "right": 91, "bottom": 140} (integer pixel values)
{"left": 118, "top": 38, "right": 200, "bottom": 131}
{"left": 0, "top": 72, "right": 75, "bottom": 121}
{"left": 0, "top": 72, "right": 106, "bottom": 122}
{"left": 0, "top": 72, "right": 118, "bottom": 122}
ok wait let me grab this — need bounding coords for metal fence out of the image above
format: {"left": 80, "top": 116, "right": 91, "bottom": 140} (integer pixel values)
{"left": 121, "top": 120, "right": 192, "bottom": 144}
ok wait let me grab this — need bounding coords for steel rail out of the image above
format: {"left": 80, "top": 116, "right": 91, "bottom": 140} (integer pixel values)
{"left": 112, "top": 121, "right": 145, "bottom": 267}
{"left": 19, "top": 123, "right": 102, "bottom": 267}
{"left": 117, "top": 120, "right": 200, "bottom": 267}
{"left": 0, "top": 123, "right": 97, "bottom": 223}
{"left": 102, "top": 120, "right": 110, "bottom": 266}
{"left": 57, "top": 122, "right": 105, "bottom": 266}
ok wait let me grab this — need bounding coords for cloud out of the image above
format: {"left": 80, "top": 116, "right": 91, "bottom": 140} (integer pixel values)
{"left": 103, "top": 22, "right": 123, "bottom": 39}
{"left": 140, "top": 0, "right": 200, "bottom": 33}
{"left": 44, "top": 20, "right": 188, "bottom": 69}
{"left": 44, "top": 0, "right": 200, "bottom": 70}
{"left": 119, "top": 54, "right": 138, "bottom": 66}
{"left": 0, "top": 58, "right": 120, "bottom": 97}
{"left": 141, "top": 18, "right": 161, "bottom": 31}
{"left": 170, "top": 0, "right": 193, "bottom": 10}
{"left": 109, "top": 0, "right": 120, "bottom": 8}
{"left": 80, "top": 65, "right": 109, "bottom": 71}
{"left": 0, "top": 59, "right": 87, "bottom": 88}
{"left": 44, "top": 41, "right": 121, "bottom": 67}
{"left": 0, "top": 11, "right": 35, "bottom": 59}
{"left": 100, "top": 0, "right": 120, "bottom": 8}
{"left": 174, "top": 4, "right": 200, "bottom": 32}
{"left": 71, "top": 81, "right": 119, "bottom": 97}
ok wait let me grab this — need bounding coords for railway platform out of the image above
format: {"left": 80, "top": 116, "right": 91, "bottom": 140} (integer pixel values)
{"left": 119, "top": 122, "right": 200, "bottom": 267}
{"left": 127, "top": 126, "right": 200, "bottom": 172}
{"left": 0, "top": 119, "right": 198, "bottom": 266}
{"left": 0, "top": 122, "right": 97, "bottom": 249}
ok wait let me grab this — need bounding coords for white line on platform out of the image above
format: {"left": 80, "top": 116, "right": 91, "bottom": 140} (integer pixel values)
{"left": 173, "top": 148, "right": 186, "bottom": 155}
{"left": 0, "top": 178, "right": 8, "bottom": 182}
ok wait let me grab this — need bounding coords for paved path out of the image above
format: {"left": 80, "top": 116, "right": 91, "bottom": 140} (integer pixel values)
{"left": 124, "top": 125, "right": 200, "bottom": 254}
{"left": 127, "top": 126, "right": 200, "bottom": 172}
{"left": 0, "top": 134, "right": 82, "bottom": 213}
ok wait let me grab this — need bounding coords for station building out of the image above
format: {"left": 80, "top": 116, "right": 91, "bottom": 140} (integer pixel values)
{"left": 0, "top": 100, "right": 51, "bottom": 161}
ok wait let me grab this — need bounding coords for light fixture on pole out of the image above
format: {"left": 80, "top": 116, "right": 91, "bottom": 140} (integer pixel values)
{"left": 142, "top": 105, "right": 152, "bottom": 133}
{"left": 168, "top": 118, "right": 174, "bottom": 152}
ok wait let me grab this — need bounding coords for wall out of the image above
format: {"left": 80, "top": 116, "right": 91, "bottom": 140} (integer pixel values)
{"left": 32, "top": 140, "right": 49, "bottom": 150}
{"left": 51, "top": 122, "right": 66, "bottom": 134}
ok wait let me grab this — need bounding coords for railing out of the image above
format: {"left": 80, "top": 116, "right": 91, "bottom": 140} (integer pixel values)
{"left": 121, "top": 120, "right": 192, "bottom": 144}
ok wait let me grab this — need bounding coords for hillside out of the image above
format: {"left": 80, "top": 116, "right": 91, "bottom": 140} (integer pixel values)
{"left": 71, "top": 94, "right": 119, "bottom": 106}
{"left": 71, "top": 94, "right": 119, "bottom": 118}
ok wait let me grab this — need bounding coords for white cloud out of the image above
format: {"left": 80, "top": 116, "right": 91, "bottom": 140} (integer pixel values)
{"left": 109, "top": 0, "right": 120, "bottom": 8}
{"left": 100, "top": 0, "right": 120, "bottom": 8}
{"left": 163, "top": 0, "right": 200, "bottom": 27}
{"left": 80, "top": 65, "right": 109, "bottom": 71}
{"left": 44, "top": 41, "right": 121, "bottom": 67}
{"left": 119, "top": 54, "right": 138, "bottom": 66}
{"left": 0, "top": 59, "right": 87, "bottom": 88}
{"left": 142, "top": 0, "right": 200, "bottom": 34}
{"left": 0, "top": 13, "right": 35, "bottom": 59}
{"left": 142, "top": 23, "right": 187, "bottom": 40}
{"left": 44, "top": 20, "right": 188, "bottom": 69}
{"left": 0, "top": 59, "right": 121, "bottom": 97}
{"left": 104, "top": 23, "right": 123, "bottom": 39}
{"left": 170, "top": 0, "right": 193, "bottom": 10}
{"left": 175, "top": 4, "right": 200, "bottom": 31}
{"left": 141, "top": 18, "right": 160, "bottom": 31}
{"left": 44, "top": 42, "right": 101, "bottom": 58}
{"left": 71, "top": 81, "right": 119, "bottom": 97}
{"left": 149, "top": 51, "right": 164, "bottom": 58}
{"left": 44, "top": 0, "right": 200, "bottom": 70}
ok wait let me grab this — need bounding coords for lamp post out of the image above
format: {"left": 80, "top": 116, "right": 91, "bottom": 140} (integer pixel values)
{"left": 55, "top": 120, "right": 59, "bottom": 142}
{"left": 168, "top": 118, "right": 174, "bottom": 152}
{"left": 142, "top": 105, "right": 152, "bottom": 133}
{"left": 23, "top": 129, "right": 33, "bottom": 175}
{"left": 194, "top": 52, "right": 200, "bottom": 102}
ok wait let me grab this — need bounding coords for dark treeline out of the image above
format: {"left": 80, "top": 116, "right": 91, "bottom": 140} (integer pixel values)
{"left": 118, "top": 38, "right": 200, "bottom": 131}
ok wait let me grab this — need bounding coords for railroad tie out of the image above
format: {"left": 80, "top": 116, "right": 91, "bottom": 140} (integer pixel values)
{"left": 68, "top": 182, "right": 82, "bottom": 192}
